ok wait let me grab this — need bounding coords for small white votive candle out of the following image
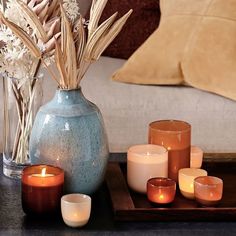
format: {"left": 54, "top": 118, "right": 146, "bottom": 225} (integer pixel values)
{"left": 179, "top": 168, "right": 207, "bottom": 199}
{"left": 61, "top": 194, "right": 91, "bottom": 228}
{"left": 127, "top": 144, "right": 168, "bottom": 194}
{"left": 191, "top": 146, "right": 203, "bottom": 168}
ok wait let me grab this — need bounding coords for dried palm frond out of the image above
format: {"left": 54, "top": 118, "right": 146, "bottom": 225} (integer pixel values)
{"left": 14, "top": 0, "right": 61, "bottom": 54}
{"left": 15, "top": 0, "right": 48, "bottom": 42}
{"left": 92, "top": 10, "right": 132, "bottom": 60}
{"left": 88, "top": 0, "right": 108, "bottom": 38}
{"left": 9, "top": 76, "right": 40, "bottom": 163}
{"left": 74, "top": 16, "right": 86, "bottom": 65}
{"left": 85, "top": 12, "right": 118, "bottom": 59}
{"left": 53, "top": 0, "right": 132, "bottom": 89}
{"left": 1, "top": 0, "right": 5, "bottom": 12}
{"left": 0, "top": 12, "right": 41, "bottom": 58}
{"left": 54, "top": 4, "right": 77, "bottom": 89}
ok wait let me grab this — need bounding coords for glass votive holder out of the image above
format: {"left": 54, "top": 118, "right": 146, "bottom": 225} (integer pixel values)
{"left": 61, "top": 194, "right": 91, "bottom": 228}
{"left": 149, "top": 120, "right": 191, "bottom": 183}
{"left": 191, "top": 146, "right": 203, "bottom": 168}
{"left": 179, "top": 168, "right": 207, "bottom": 199}
{"left": 147, "top": 177, "right": 176, "bottom": 205}
{"left": 127, "top": 144, "right": 168, "bottom": 194}
{"left": 194, "top": 176, "right": 223, "bottom": 207}
{"left": 22, "top": 165, "right": 64, "bottom": 215}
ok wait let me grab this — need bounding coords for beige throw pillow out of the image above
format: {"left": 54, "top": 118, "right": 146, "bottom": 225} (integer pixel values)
{"left": 112, "top": 0, "right": 212, "bottom": 85}
{"left": 113, "top": 0, "right": 236, "bottom": 100}
{"left": 182, "top": 0, "right": 236, "bottom": 100}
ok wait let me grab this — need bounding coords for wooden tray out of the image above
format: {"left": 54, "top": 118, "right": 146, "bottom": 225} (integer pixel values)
{"left": 106, "top": 160, "right": 236, "bottom": 221}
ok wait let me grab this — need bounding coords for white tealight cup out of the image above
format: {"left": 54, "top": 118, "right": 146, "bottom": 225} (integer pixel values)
{"left": 190, "top": 146, "right": 203, "bottom": 168}
{"left": 179, "top": 168, "right": 207, "bottom": 199}
{"left": 61, "top": 194, "right": 91, "bottom": 228}
{"left": 127, "top": 144, "right": 168, "bottom": 194}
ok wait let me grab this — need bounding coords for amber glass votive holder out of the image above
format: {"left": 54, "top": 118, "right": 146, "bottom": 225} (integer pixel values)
{"left": 194, "top": 176, "right": 223, "bottom": 207}
{"left": 149, "top": 120, "right": 191, "bottom": 183}
{"left": 22, "top": 165, "right": 64, "bottom": 215}
{"left": 147, "top": 178, "right": 176, "bottom": 205}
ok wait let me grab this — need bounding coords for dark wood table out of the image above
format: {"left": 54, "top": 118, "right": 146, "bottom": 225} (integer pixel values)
{"left": 1, "top": 153, "right": 236, "bottom": 236}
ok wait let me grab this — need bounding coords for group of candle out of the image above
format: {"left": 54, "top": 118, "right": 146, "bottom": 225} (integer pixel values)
{"left": 127, "top": 120, "right": 223, "bottom": 206}
{"left": 21, "top": 165, "right": 91, "bottom": 227}
{"left": 20, "top": 119, "right": 223, "bottom": 226}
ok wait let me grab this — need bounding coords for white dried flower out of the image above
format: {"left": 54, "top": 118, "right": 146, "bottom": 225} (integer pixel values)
{"left": 63, "top": 0, "right": 80, "bottom": 22}
{"left": 0, "top": 0, "right": 35, "bottom": 79}
{"left": 0, "top": 0, "right": 81, "bottom": 79}
{"left": 0, "top": 24, "right": 34, "bottom": 79}
{"left": 5, "top": 0, "right": 29, "bottom": 31}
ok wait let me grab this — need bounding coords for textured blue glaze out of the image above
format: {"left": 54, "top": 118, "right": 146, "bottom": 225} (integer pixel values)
{"left": 29, "top": 89, "right": 109, "bottom": 194}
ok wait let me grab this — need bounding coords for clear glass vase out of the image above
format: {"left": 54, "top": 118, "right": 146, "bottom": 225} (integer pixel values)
{"left": 2, "top": 75, "right": 43, "bottom": 179}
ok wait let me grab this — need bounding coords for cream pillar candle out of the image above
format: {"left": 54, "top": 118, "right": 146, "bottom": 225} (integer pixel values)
{"left": 179, "top": 168, "right": 207, "bottom": 199}
{"left": 127, "top": 144, "right": 168, "bottom": 194}
{"left": 191, "top": 146, "right": 203, "bottom": 168}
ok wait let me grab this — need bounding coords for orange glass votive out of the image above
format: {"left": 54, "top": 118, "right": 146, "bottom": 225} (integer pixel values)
{"left": 147, "top": 178, "right": 176, "bottom": 204}
{"left": 22, "top": 165, "right": 64, "bottom": 215}
{"left": 149, "top": 120, "right": 191, "bottom": 182}
{"left": 194, "top": 176, "right": 223, "bottom": 207}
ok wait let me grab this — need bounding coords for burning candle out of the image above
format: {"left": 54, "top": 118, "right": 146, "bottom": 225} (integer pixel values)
{"left": 127, "top": 144, "right": 168, "bottom": 193}
{"left": 179, "top": 168, "right": 207, "bottom": 199}
{"left": 191, "top": 146, "right": 203, "bottom": 168}
{"left": 61, "top": 194, "right": 91, "bottom": 227}
{"left": 149, "top": 120, "right": 191, "bottom": 183}
{"left": 147, "top": 178, "right": 176, "bottom": 204}
{"left": 194, "top": 176, "right": 223, "bottom": 206}
{"left": 31, "top": 168, "right": 54, "bottom": 177}
{"left": 22, "top": 165, "right": 64, "bottom": 215}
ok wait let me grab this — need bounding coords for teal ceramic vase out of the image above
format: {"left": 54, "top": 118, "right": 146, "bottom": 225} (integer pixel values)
{"left": 29, "top": 88, "right": 109, "bottom": 194}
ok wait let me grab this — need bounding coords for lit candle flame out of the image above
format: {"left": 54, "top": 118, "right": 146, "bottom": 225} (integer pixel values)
{"left": 159, "top": 195, "right": 164, "bottom": 200}
{"left": 41, "top": 168, "right": 46, "bottom": 177}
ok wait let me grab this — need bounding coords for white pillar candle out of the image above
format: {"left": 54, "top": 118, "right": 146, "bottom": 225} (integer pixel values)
{"left": 191, "top": 146, "right": 203, "bottom": 168}
{"left": 179, "top": 168, "right": 207, "bottom": 199}
{"left": 61, "top": 194, "right": 91, "bottom": 228}
{"left": 127, "top": 144, "right": 168, "bottom": 194}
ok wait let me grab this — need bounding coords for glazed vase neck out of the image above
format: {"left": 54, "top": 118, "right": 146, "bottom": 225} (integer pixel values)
{"left": 53, "top": 89, "right": 86, "bottom": 105}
